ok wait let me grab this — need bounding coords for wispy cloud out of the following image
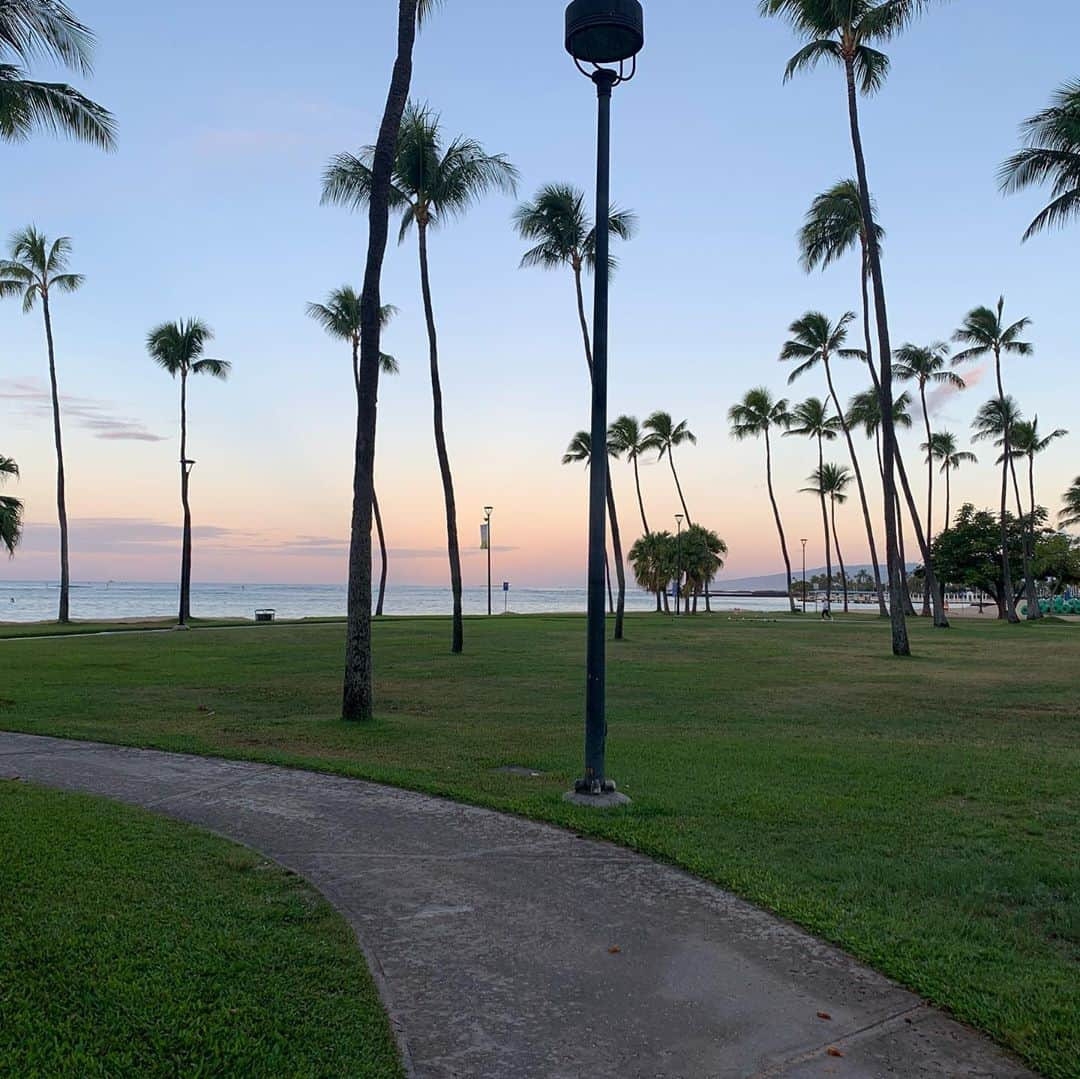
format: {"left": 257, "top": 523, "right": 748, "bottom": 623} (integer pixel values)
{"left": 18, "top": 517, "right": 248, "bottom": 556}
{"left": 923, "top": 361, "right": 989, "bottom": 420}
{"left": 0, "top": 378, "right": 167, "bottom": 442}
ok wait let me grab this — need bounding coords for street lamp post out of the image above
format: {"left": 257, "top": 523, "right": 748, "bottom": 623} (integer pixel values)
{"left": 484, "top": 506, "right": 494, "bottom": 616}
{"left": 675, "top": 513, "right": 684, "bottom": 616}
{"left": 566, "top": 0, "right": 644, "bottom": 801}
{"left": 801, "top": 538, "right": 808, "bottom": 615}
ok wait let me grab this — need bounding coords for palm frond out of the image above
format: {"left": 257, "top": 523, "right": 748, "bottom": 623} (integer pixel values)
{"left": 0, "top": 67, "right": 115, "bottom": 148}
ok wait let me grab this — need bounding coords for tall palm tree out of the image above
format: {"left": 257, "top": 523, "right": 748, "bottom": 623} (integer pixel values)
{"left": 786, "top": 397, "right": 840, "bottom": 604}
{"left": 924, "top": 432, "right": 976, "bottom": 533}
{"left": 1061, "top": 478, "right": 1080, "bottom": 530}
{"left": 563, "top": 430, "right": 626, "bottom": 640}
{"left": 514, "top": 183, "right": 637, "bottom": 629}
{"left": 644, "top": 411, "right": 696, "bottom": 522}
{"left": 0, "top": 0, "right": 114, "bottom": 147}
{"left": 323, "top": 102, "right": 518, "bottom": 656}
{"left": 780, "top": 309, "right": 887, "bottom": 616}
{"left": 804, "top": 462, "right": 852, "bottom": 612}
{"left": 972, "top": 396, "right": 1024, "bottom": 623}
{"left": 146, "top": 319, "right": 231, "bottom": 627}
{"left": 955, "top": 299, "right": 1035, "bottom": 620}
{"left": 1000, "top": 79, "right": 1080, "bottom": 241}
{"left": 761, "top": 0, "right": 935, "bottom": 656}
{"left": 307, "top": 288, "right": 400, "bottom": 617}
{"left": 0, "top": 227, "right": 83, "bottom": 621}
{"left": 894, "top": 342, "right": 965, "bottom": 613}
{"left": 0, "top": 455, "right": 23, "bottom": 556}
{"left": 608, "top": 415, "right": 656, "bottom": 536}
{"left": 728, "top": 388, "right": 798, "bottom": 613}
{"left": 331, "top": 0, "right": 433, "bottom": 723}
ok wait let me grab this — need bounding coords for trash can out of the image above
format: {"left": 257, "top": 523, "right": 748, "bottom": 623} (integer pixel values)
{"left": 255, "top": 609, "right": 276, "bottom": 623}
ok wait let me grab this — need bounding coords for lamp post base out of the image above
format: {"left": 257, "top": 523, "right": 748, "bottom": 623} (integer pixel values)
{"left": 564, "top": 779, "right": 631, "bottom": 808}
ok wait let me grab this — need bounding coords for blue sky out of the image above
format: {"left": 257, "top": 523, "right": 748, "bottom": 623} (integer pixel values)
{"left": 1, "top": 0, "right": 1077, "bottom": 586}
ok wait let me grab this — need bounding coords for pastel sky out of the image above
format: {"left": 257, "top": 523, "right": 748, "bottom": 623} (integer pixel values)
{"left": 1, "top": 0, "right": 1076, "bottom": 588}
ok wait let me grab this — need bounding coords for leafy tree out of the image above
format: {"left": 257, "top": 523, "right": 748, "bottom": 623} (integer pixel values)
{"left": 0, "top": 227, "right": 83, "bottom": 621}
{"left": 628, "top": 531, "right": 675, "bottom": 613}
{"left": 760, "top": 0, "right": 938, "bottom": 657}
{"left": 563, "top": 430, "right": 626, "bottom": 640}
{"left": 1033, "top": 531, "right": 1080, "bottom": 596}
{"left": 1000, "top": 79, "right": 1080, "bottom": 241}
{"left": 307, "top": 289, "right": 400, "bottom": 617}
{"left": 324, "top": 101, "right": 518, "bottom": 656}
{"left": 0, "top": 0, "right": 115, "bottom": 147}
{"left": 644, "top": 411, "right": 696, "bottom": 523}
{"left": 146, "top": 319, "right": 231, "bottom": 627}
{"left": 680, "top": 524, "right": 728, "bottom": 614}
{"left": 0, "top": 455, "right": 23, "bottom": 556}
{"left": 608, "top": 415, "right": 656, "bottom": 536}
{"left": 786, "top": 397, "right": 839, "bottom": 603}
{"left": 924, "top": 431, "right": 976, "bottom": 534}
{"left": 955, "top": 299, "right": 1034, "bottom": 622}
{"left": 728, "top": 387, "right": 797, "bottom": 612}
{"left": 1061, "top": 478, "right": 1080, "bottom": 530}
{"left": 780, "top": 310, "right": 887, "bottom": 615}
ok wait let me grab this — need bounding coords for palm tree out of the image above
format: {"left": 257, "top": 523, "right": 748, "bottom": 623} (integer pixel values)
{"left": 323, "top": 102, "right": 518, "bottom": 656}
{"left": 804, "top": 462, "right": 853, "bottom": 612}
{"left": 955, "top": 299, "right": 1035, "bottom": 620}
{"left": 924, "top": 432, "right": 976, "bottom": 533}
{"left": 728, "top": 388, "right": 798, "bottom": 613}
{"left": 644, "top": 411, "right": 696, "bottom": 522}
{"left": 307, "top": 288, "right": 400, "bottom": 617}
{"left": 1000, "top": 79, "right": 1080, "bottom": 241}
{"left": 608, "top": 415, "right": 656, "bottom": 536}
{"left": 0, "top": 227, "right": 84, "bottom": 621}
{"left": 1061, "top": 478, "right": 1080, "bottom": 530}
{"left": 894, "top": 342, "right": 966, "bottom": 613}
{"left": 146, "top": 319, "right": 231, "bottom": 627}
{"left": 628, "top": 531, "right": 674, "bottom": 613}
{"left": 331, "top": 0, "right": 432, "bottom": 723}
{"left": 681, "top": 524, "right": 728, "bottom": 614}
{"left": 0, "top": 0, "right": 115, "bottom": 147}
{"left": 786, "top": 397, "right": 840, "bottom": 604}
{"left": 514, "top": 183, "right": 637, "bottom": 627}
{"left": 780, "top": 310, "right": 887, "bottom": 616}
{"left": 0, "top": 455, "right": 23, "bottom": 556}
{"left": 972, "top": 396, "right": 1024, "bottom": 623}
{"left": 761, "top": 0, "right": 935, "bottom": 657}
{"left": 563, "top": 430, "right": 626, "bottom": 640}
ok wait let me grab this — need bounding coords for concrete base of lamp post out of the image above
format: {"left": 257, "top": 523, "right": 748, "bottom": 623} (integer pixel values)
{"left": 563, "top": 788, "right": 632, "bottom": 809}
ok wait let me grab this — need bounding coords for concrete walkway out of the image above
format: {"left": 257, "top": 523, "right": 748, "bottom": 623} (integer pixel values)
{"left": 0, "top": 733, "right": 1033, "bottom": 1079}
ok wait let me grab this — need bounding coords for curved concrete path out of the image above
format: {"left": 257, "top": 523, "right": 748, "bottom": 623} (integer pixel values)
{"left": 0, "top": 732, "right": 1033, "bottom": 1079}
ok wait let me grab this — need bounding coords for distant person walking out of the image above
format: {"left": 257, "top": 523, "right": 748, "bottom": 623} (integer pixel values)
{"left": 821, "top": 597, "right": 833, "bottom": 621}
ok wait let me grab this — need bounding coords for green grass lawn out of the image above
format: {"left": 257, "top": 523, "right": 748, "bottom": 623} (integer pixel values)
{"left": 1, "top": 613, "right": 1076, "bottom": 1077}
{"left": 0, "top": 781, "right": 403, "bottom": 1078}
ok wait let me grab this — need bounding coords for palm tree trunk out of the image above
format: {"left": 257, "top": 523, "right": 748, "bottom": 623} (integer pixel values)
{"left": 178, "top": 370, "right": 192, "bottom": 626}
{"left": 894, "top": 447, "right": 950, "bottom": 627}
{"left": 825, "top": 355, "right": 887, "bottom": 617}
{"left": 1008, "top": 452, "right": 1041, "bottom": 619}
{"left": 945, "top": 467, "right": 951, "bottom": 534}
{"left": 831, "top": 496, "right": 849, "bottom": 613}
{"left": 417, "top": 221, "right": 464, "bottom": 654}
{"left": 606, "top": 478, "right": 625, "bottom": 640}
{"left": 817, "top": 435, "right": 832, "bottom": 605}
{"left": 896, "top": 490, "right": 916, "bottom": 616}
{"left": 41, "top": 294, "right": 70, "bottom": 624}
{"left": 373, "top": 488, "right": 389, "bottom": 617}
{"left": 845, "top": 59, "right": 909, "bottom": 656}
{"left": 342, "top": 0, "right": 420, "bottom": 722}
{"left": 632, "top": 455, "right": 649, "bottom": 534}
{"left": 605, "top": 551, "right": 614, "bottom": 614}
{"left": 993, "top": 348, "right": 1021, "bottom": 624}
{"left": 668, "top": 452, "right": 692, "bottom": 524}
{"left": 920, "top": 383, "right": 934, "bottom": 617}
{"left": 1027, "top": 456, "right": 1042, "bottom": 617}
{"left": 764, "top": 427, "right": 797, "bottom": 613}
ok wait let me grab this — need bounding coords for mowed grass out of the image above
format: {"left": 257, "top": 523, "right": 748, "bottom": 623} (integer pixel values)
{"left": 1, "top": 613, "right": 1076, "bottom": 1076}
{"left": 0, "top": 781, "right": 403, "bottom": 1078}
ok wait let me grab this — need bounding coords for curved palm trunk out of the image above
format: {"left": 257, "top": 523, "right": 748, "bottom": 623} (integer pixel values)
{"left": 894, "top": 448, "right": 949, "bottom": 627}
{"left": 919, "top": 382, "right": 934, "bottom": 617}
{"left": 631, "top": 456, "right": 649, "bottom": 534}
{"left": 373, "top": 488, "right": 389, "bottom": 617}
{"left": 816, "top": 435, "right": 832, "bottom": 604}
{"left": 41, "top": 294, "right": 70, "bottom": 623}
{"left": 178, "top": 370, "right": 193, "bottom": 626}
{"left": 605, "top": 552, "right": 614, "bottom": 614}
{"left": 944, "top": 467, "right": 951, "bottom": 534}
{"left": 342, "top": 0, "right": 420, "bottom": 722}
{"left": 1009, "top": 454, "right": 1041, "bottom": 619}
{"left": 845, "top": 60, "right": 908, "bottom": 655}
{"left": 992, "top": 349, "right": 1021, "bottom": 624}
{"left": 668, "top": 451, "right": 691, "bottom": 524}
{"left": 764, "top": 427, "right": 797, "bottom": 613}
{"left": 606, "top": 479, "right": 625, "bottom": 639}
{"left": 830, "top": 495, "right": 849, "bottom": 613}
{"left": 825, "top": 354, "right": 887, "bottom": 617}
{"left": 417, "top": 221, "right": 464, "bottom": 653}
{"left": 896, "top": 491, "right": 917, "bottom": 616}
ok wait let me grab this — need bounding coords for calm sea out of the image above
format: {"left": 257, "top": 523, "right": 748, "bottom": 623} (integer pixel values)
{"left": 0, "top": 581, "right": 791, "bottom": 623}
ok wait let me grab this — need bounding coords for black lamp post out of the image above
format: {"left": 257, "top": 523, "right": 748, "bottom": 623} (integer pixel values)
{"left": 484, "top": 506, "right": 494, "bottom": 616}
{"left": 675, "top": 514, "right": 684, "bottom": 617}
{"left": 566, "top": 0, "right": 643, "bottom": 799}
{"left": 801, "top": 538, "right": 808, "bottom": 614}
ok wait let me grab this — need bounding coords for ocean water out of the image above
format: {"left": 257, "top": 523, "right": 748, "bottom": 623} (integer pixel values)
{"left": 0, "top": 581, "right": 792, "bottom": 623}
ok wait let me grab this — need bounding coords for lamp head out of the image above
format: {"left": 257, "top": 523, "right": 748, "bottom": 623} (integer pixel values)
{"left": 565, "top": 0, "right": 644, "bottom": 66}
{"left": 484, "top": 506, "right": 493, "bottom": 517}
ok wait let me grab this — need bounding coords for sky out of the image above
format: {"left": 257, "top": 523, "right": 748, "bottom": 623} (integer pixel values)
{"left": 1, "top": 0, "right": 1077, "bottom": 589}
